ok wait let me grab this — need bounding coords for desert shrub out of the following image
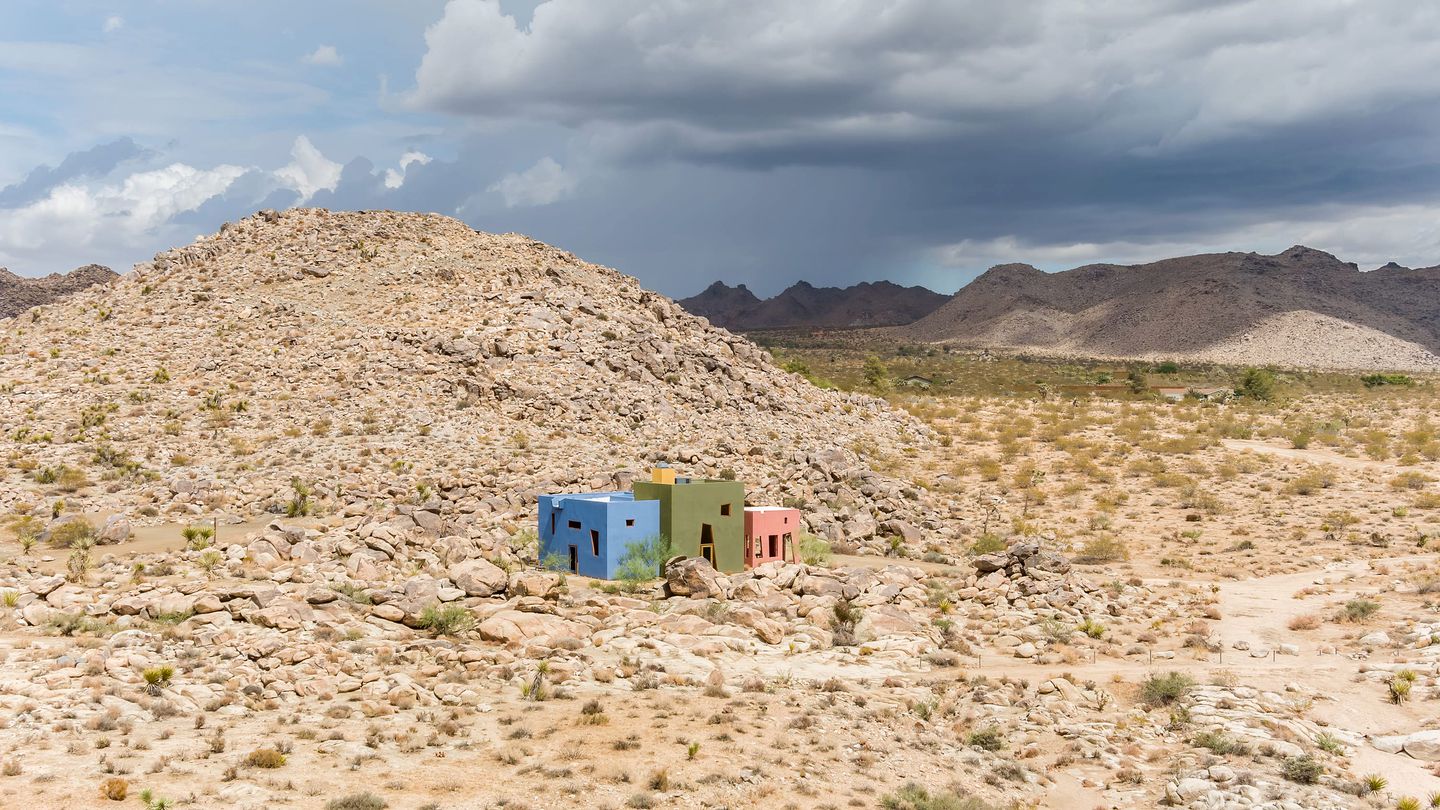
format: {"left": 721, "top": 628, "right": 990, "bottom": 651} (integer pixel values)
{"left": 417, "top": 604, "right": 474, "bottom": 636}
{"left": 1314, "top": 732, "right": 1344, "bottom": 754}
{"left": 615, "top": 534, "right": 672, "bottom": 587}
{"left": 969, "top": 534, "right": 1004, "bottom": 555}
{"left": 100, "top": 777, "right": 128, "bottom": 801}
{"left": 244, "top": 748, "right": 286, "bottom": 768}
{"left": 1285, "top": 468, "right": 1338, "bottom": 495}
{"left": 1361, "top": 373, "right": 1414, "bottom": 388}
{"left": 965, "top": 727, "right": 1005, "bottom": 751}
{"left": 1140, "top": 672, "right": 1195, "bottom": 707}
{"left": 1392, "top": 471, "right": 1435, "bottom": 491}
{"left": 798, "top": 533, "right": 831, "bottom": 566}
{"left": 831, "top": 599, "right": 863, "bottom": 647}
{"left": 1074, "top": 536, "right": 1127, "bottom": 564}
{"left": 325, "top": 792, "right": 387, "bottom": 810}
{"left": 1287, "top": 614, "right": 1320, "bottom": 631}
{"left": 881, "top": 782, "right": 996, "bottom": 810}
{"left": 1337, "top": 598, "right": 1380, "bottom": 623}
{"left": 1281, "top": 755, "right": 1322, "bottom": 784}
{"left": 48, "top": 519, "right": 96, "bottom": 549}
{"left": 1192, "top": 730, "right": 1249, "bottom": 756}
{"left": 1077, "top": 617, "right": 1106, "bottom": 639}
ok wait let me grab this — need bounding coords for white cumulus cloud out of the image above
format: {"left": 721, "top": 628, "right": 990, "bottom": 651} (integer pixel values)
{"left": 0, "top": 163, "right": 245, "bottom": 261}
{"left": 102, "top": 15, "right": 124, "bottom": 33}
{"left": 303, "top": 45, "right": 343, "bottom": 66}
{"left": 384, "top": 151, "right": 433, "bottom": 189}
{"left": 487, "top": 157, "right": 576, "bottom": 208}
{"left": 274, "top": 136, "right": 343, "bottom": 201}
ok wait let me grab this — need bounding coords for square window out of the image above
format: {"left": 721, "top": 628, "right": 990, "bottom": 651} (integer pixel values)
{"left": 720, "top": 503, "right": 731, "bottom": 516}
{"left": 626, "top": 519, "right": 635, "bottom": 527}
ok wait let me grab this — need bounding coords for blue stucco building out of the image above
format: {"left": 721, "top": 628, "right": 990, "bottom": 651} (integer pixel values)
{"left": 537, "top": 491, "right": 661, "bottom": 579}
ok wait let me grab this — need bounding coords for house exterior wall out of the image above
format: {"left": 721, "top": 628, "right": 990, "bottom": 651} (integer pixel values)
{"left": 632, "top": 478, "right": 746, "bottom": 573}
{"left": 537, "top": 492, "right": 660, "bottom": 580}
{"left": 744, "top": 507, "right": 800, "bottom": 567}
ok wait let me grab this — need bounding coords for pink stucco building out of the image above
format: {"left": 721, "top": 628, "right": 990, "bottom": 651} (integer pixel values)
{"left": 743, "top": 506, "right": 799, "bottom": 568}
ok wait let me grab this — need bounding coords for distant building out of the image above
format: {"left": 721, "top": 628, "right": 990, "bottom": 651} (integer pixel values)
{"left": 898, "top": 375, "right": 933, "bottom": 389}
{"left": 744, "top": 506, "right": 799, "bottom": 567}
{"left": 633, "top": 467, "right": 746, "bottom": 573}
{"left": 537, "top": 491, "right": 660, "bottom": 579}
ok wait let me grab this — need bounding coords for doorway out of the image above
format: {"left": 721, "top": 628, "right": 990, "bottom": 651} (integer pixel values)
{"left": 700, "top": 523, "right": 715, "bottom": 565}
{"left": 568, "top": 545, "right": 578, "bottom": 573}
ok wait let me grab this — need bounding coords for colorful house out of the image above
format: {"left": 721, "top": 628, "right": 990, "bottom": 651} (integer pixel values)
{"left": 632, "top": 467, "right": 746, "bottom": 573}
{"left": 744, "top": 506, "right": 800, "bottom": 567}
{"left": 537, "top": 491, "right": 660, "bottom": 579}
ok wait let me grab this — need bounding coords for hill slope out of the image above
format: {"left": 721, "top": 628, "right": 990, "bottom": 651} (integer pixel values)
{"left": 680, "top": 279, "right": 948, "bottom": 330}
{"left": 0, "top": 209, "right": 946, "bottom": 552}
{"left": 897, "top": 246, "right": 1440, "bottom": 371}
{"left": 0, "top": 264, "right": 117, "bottom": 319}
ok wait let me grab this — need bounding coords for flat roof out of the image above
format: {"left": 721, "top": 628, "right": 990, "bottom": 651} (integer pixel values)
{"left": 745, "top": 505, "right": 795, "bottom": 512}
{"left": 547, "top": 491, "right": 635, "bottom": 504}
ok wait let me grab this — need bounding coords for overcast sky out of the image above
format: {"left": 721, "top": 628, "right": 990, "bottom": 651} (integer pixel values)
{"left": 4, "top": 1, "right": 1440, "bottom": 296}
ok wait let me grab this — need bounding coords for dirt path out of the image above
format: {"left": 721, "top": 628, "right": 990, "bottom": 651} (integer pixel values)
{"left": 1221, "top": 438, "right": 1396, "bottom": 472}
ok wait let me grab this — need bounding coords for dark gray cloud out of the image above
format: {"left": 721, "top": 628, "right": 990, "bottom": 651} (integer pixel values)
{"left": 0, "top": 137, "right": 152, "bottom": 207}
{"left": 398, "top": 0, "right": 1440, "bottom": 293}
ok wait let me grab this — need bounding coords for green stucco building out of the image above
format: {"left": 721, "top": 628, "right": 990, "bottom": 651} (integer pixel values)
{"left": 632, "top": 467, "right": 746, "bottom": 573}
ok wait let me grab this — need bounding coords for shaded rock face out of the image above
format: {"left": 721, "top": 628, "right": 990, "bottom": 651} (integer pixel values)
{"left": 897, "top": 246, "right": 1440, "bottom": 371}
{"left": 678, "top": 279, "right": 949, "bottom": 330}
{"left": 1, "top": 264, "right": 118, "bottom": 319}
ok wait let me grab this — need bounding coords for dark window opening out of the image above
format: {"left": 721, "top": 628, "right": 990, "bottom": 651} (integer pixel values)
{"left": 568, "top": 519, "right": 581, "bottom": 530}
{"left": 625, "top": 519, "right": 635, "bottom": 527}
{"left": 550, "top": 512, "right": 556, "bottom": 534}
{"left": 590, "top": 530, "right": 600, "bottom": 557}
{"left": 720, "top": 503, "right": 731, "bottom": 516}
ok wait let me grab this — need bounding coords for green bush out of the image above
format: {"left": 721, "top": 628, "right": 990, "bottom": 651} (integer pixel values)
{"left": 1361, "top": 373, "right": 1414, "bottom": 388}
{"left": 965, "top": 727, "right": 1005, "bottom": 751}
{"left": 1338, "top": 598, "right": 1380, "bottom": 623}
{"left": 1280, "top": 755, "right": 1322, "bottom": 784}
{"left": 798, "top": 534, "right": 831, "bottom": 566}
{"left": 1139, "top": 672, "right": 1195, "bottom": 707}
{"left": 417, "top": 603, "right": 475, "bottom": 636}
{"left": 1237, "top": 367, "right": 1276, "bottom": 401}
{"left": 1191, "top": 730, "right": 1248, "bottom": 755}
{"left": 615, "top": 534, "right": 672, "bottom": 587}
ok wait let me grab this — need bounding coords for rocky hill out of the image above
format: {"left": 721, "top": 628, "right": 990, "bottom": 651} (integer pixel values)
{"left": 897, "top": 246, "right": 1440, "bottom": 371}
{"left": 0, "top": 209, "right": 947, "bottom": 553}
{"left": 0, "top": 263, "right": 117, "bottom": 319}
{"left": 680, "top": 279, "right": 949, "bottom": 330}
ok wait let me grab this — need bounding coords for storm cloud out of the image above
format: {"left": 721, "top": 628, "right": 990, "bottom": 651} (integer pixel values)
{"left": 4, "top": 0, "right": 1440, "bottom": 295}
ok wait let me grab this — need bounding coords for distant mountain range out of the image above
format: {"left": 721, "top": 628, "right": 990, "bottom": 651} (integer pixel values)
{"left": 679, "top": 280, "right": 949, "bottom": 330}
{"left": 895, "top": 246, "right": 1440, "bottom": 371}
{"left": 1, "top": 264, "right": 118, "bottom": 320}
{"left": 681, "top": 246, "right": 1440, "bottom": 371}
